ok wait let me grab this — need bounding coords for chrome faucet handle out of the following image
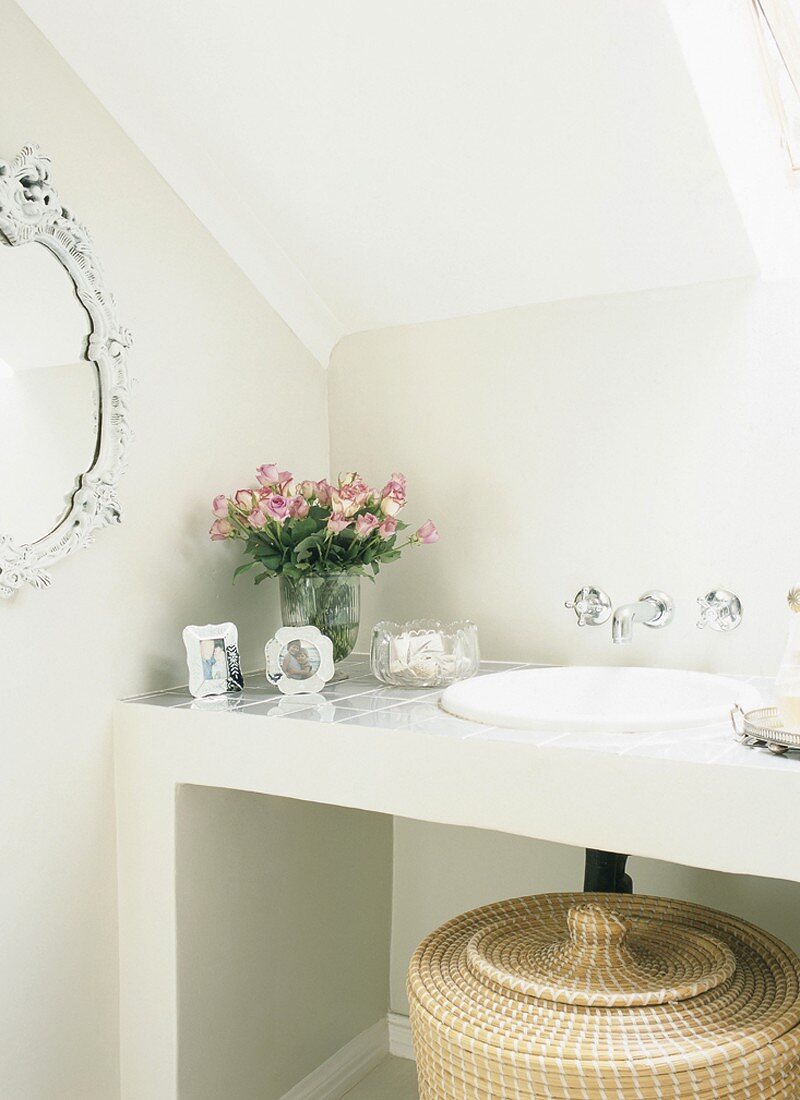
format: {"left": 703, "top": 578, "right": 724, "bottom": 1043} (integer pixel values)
{"left": 697, "top": 589, "right": 743, "bottom": 631}
{"left": 565, "top": 587, "right": 612, "bottom": 627}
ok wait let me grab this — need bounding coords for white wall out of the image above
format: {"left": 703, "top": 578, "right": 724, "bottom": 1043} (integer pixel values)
{"left": 176, "top": 789, "right": 391, "bottom": 1100}
{"left": 328, "top": 275, "right": 800, "bottom": 1015}
{"left": 0, "top": 3, "right": 329, "bottom": 1097}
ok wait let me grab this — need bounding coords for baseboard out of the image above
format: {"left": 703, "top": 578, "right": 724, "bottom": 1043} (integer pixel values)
{"left": 387, "top": 1013, "right": 415, "bottom": 1061}
{"left": 280, "top": 1020, "right": 389, "bottom": 1100}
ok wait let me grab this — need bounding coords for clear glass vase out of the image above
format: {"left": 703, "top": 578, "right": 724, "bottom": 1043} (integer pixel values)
{"left": 279, "top": 571, "right": 361, "bottom": 664}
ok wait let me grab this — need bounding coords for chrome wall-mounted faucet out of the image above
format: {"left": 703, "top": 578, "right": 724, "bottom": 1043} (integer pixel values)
{"left": 565, "top": 587, "right": 612, "bottom": 627}
{"left": 611, "top": 591, "right": 674, "bottom": 644}
{"left": 696, "top": 589, "right": 743, "bottom": 631}
{"left": 567, "top": 587, "right": 740, "bottom": 640}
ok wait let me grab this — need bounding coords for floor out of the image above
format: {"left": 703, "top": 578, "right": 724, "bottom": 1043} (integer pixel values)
{"left": 343, "top": 1056, "right": 419, "bottom": 1099}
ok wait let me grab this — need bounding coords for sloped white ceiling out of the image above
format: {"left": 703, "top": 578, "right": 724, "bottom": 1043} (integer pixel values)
{"left": 16, "top": 0, "right": 762, "bottom": 364}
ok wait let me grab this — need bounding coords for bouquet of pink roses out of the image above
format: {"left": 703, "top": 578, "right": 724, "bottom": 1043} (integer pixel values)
{"left": 210, "top": 465, "right": 438, "bottom": 585}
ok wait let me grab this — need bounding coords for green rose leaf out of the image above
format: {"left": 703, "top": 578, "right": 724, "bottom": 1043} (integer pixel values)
{"left": 290, "top": 517, "right": 320, "bottom": 542}
{"left": 233, "top": 561, "right": 257, "bottom": 582}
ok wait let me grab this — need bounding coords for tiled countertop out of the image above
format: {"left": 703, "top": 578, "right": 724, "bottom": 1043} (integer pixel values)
{"left": 115, "top": 654, "right": 800, "bottom": 1098}
{"left": 124, "top": 654, "right": 795, "bottom": 773}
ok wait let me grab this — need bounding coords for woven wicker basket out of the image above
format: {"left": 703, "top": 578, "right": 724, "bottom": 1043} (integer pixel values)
{"left": 407, "top": 892, "right": 800, "bottom": 1099}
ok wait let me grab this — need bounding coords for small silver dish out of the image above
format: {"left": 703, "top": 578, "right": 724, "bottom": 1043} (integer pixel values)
{"left": 730, "top": 704, "right": 800, "bottom": 756}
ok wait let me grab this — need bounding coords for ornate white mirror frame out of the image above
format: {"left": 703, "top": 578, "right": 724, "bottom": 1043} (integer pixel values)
{"left": 0, "top": 145, "right": 132, "bottom": 598}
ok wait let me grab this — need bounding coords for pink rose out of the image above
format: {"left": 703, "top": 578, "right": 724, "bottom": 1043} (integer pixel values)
{"left": 332, "top": 475, "right": 371, "bottom": 517}
{"left": 327, "top": 513, "right": 352, "bottom": 534}
{"left": 297, "top": 480, "right": 317, "bottom": 500}
{"left": 263, "top": 494, "right": 289, "bottom": 522}
{"left": 209, "top": 518, "right": 233, "bottom": 541}
{"left": 212, "top": 494, "right": 229, "bottom": 518}
{"left": 380, "top": 472, "right": 406, "bottom": 516}
{"left": 378, "top": 516, "right": 397, "bottom": 538}
{"left": 248, "top": 508, "right": 267, "bottom": 529}
{"left": 338, "top": 471, "right": 368, "bottom": 490}
{"left": 354, "top": 513, "right": 380, "bottom": 538}
{"left": 255, "top": 464, "right": 293, "bottom": 490}
{"left": 234, "top": 488, "right": 257, "bottom": 512}
{"left": 415, "top": 519, "right": 439, "bottom": 544}
{"left": 330, "top": 489, "right": 363, "bottom": 518}
{"left": 287, "top": 495, "right": 310, "bottom": 519}
{"left": 255, "top": 463, "right": 281, "bottom": 487}
{"left": 383, "top": 472, "right": 406, "bottom": 492}
{"left": 315, "top": 479, "right": 334, "bottom": 507}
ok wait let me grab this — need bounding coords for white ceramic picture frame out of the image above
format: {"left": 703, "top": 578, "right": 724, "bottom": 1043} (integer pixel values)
{"left": 265, "top": 626, "right": 335, "bottom": 695}
{"left": 182, "top": 622, "right": 244, "bottom": 698}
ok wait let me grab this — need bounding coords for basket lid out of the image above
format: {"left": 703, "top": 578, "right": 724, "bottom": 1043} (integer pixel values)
{"left": 467, "top": 902, "right": 736, "bottom": 1007}
{"left": 407, "top": 893, "right": 800, "bottom": 1070}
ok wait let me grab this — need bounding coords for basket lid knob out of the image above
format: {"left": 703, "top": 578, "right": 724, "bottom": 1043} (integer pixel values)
{"left": 568, "top": 904, "right": 628, "bottom": 947}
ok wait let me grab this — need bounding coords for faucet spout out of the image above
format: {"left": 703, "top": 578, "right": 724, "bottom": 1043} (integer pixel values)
{"left": 611, "top": 602, "right": 657, "bottom": 644}
{"left": 611, "top": 591, "right": 674, "bottom": 644}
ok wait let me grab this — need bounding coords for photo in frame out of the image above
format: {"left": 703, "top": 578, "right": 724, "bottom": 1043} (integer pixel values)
{"left": 182, "top": 622, "right": 244, "bottom": 698}
{"left": 265, "top": 626, "right": 335, "bottom": 695}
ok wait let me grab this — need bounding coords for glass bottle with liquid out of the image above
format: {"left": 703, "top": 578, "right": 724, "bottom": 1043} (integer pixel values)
{"left": 776, "top": 587, "right": 800, "bottom": 732}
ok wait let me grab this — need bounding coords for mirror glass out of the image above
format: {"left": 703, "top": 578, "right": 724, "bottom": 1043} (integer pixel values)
{"left": 0, "top": 240, "right": 96, "bottom": 546}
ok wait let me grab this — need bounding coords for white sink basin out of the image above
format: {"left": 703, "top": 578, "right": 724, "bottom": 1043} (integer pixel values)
{"left": 440, "top": 666, "right": 762, "bottom": 734}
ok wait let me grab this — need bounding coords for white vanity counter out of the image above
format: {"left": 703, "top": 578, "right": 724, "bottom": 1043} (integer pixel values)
{"left": 114, "top": 655, "right": 800, "bottom": 1099}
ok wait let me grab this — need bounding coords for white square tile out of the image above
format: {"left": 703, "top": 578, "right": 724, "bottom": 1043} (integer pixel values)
{"left": 319, "top": 693, "right": 401, "bottom": 713}
{"left": 238, "top": 698, "right": 345, "bottom": 722}
{"left": 234, "top": 700, "right": 286, "bottom": 717}
{"left": 318, "top": 682, "right": 379, "bottom": 703}
{"left": 337, "top": 709, "right": 431, "bottom": 731}
{"left": 238, "top": 688, "right": 282, "bottom": 704}
{"left": 287, "top": 704, "right": 363, "bottom": 723}
{"left": 132, "top": 692, "right": 193, "bottom": 707}
{"left": 367, "top": 686, "right": 442, "bottom": 703}
{"left": 187, "top": 695, "right": 251, "bottom": 713}
{"left": 392, "top": 701, "right": 446, "bottom": 725}
{"left": 334, "top": 655, "right": 373, "bottom": 675}
{"left": 471, "top": 726, "right": 567, "bottom": 747}
{"left": 545, "top": 730, "right": 652, "bottom": 753}
{"left": 341, "top": 671, "right": 382, "bottom": 686}
{"left": 420, "top": 715, "right": 498, "bottom": 739}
